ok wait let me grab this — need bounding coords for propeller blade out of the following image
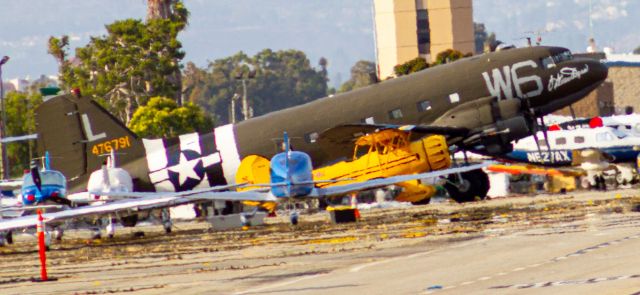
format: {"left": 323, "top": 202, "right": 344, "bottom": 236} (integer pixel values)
{"left": 569, "top": 105, "right": 577, "bottom": 120}
{"left": 30, "top": 164, "right": 42, "bottom": 192}
{"left": 539, "top": 117, "right": 552, "bottom": 151}
{"left": 532, "top": 130, "right": 543, "bottom": 155}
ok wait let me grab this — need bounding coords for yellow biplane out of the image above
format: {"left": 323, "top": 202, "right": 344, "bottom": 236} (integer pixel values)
{"left": 236, "top": 127, "right": 452, "bottom": 208}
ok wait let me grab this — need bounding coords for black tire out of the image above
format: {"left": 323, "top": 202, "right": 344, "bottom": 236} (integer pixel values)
{"left": 5, "top": 231, "right": 12, "bottom": 245}
{"left": 411, "top": 197, "right": 432, "bottom": 206}
{"left": 444, "top": 169, "right": 490, "bottom": 203}
{"left": 121, "top": 214, "right": 139, "bottom": 227}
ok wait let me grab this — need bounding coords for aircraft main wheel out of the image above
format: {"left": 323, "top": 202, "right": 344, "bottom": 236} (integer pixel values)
{"left": 290, "top": 212, "right": 299, "bottom": 225}
{"left": 445, "top": 169, "right": 489, "bottom": 203}
{"left": 121, "top": 214, "right": 139, "bottom": 227}
{"left": 411, "top": 197, "right": 431, "bottom": 206}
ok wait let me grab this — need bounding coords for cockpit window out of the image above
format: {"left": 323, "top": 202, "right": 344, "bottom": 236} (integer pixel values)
{"left": 541, "top": 50, "right": 573, "bottom": 69}
{"left": 541, "top": 56, "right": 555, "bottom": 69}
{"left": 22, "top": 171, "right": 66, "bottom": 187}
{"left": 553, "top": 50, "right": 572, "bottom": 64}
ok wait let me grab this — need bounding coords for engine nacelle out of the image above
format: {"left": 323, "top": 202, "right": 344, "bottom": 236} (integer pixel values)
{"left": 270, "top": 151, "right": 314, "bottom": 198}
{"left": 87, "top": 167, "right": 133, "bottom": 200}
{"left": 466, "top": 116, "right": 532, "bottom": 155}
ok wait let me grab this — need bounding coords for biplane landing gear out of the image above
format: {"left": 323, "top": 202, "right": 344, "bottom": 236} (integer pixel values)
{"left": 444, "top": 169, "right": 490, "bottom": 203}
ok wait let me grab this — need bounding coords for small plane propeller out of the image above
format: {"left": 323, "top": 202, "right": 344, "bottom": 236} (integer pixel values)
{"left": 283, "top": 132, "right": 292, "bottom": 197}
{"left": 30, "top": 161, "right": 42, "bottom": 193}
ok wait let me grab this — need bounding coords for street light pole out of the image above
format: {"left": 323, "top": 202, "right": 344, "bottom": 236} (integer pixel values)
{"left": 234, "top": 65, "right": 255, "bottom": 122}
{"left": 241, "top": 78, "right": 248, "bottom": 121}
{"left": 0, "top": 56, "right": 10, "bottom": 180}
{"left": 230, "top": 93, "right": 240, "bottom": 124}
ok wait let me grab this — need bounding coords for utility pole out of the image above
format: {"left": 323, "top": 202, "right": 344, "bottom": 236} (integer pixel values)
{"left": 234, "top": 65, "right": 256, "bottom": 122}
{"left": 0, "top": 56, "right": 9, "bottom": 180}
{"left": 241, "top": 78, "right": 248, "bottom": 121}
{"left": 229, "top": 93, "right": 239, "bottom": 124}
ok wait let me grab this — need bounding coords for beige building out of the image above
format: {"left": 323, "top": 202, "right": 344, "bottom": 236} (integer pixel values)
{"left": 606, "top": 66, "right": 640, "bottom": 112}
{"left": 373, "top": 0, "right": 475, "bottom": 78}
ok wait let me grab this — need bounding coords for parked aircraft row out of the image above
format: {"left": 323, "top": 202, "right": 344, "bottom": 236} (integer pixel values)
{"left": 0, "top": 45, "right": 608, "bottom": 245}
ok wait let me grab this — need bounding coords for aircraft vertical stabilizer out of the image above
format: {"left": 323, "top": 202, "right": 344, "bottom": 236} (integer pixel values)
{"left": 35, "top": 94, "right": 149, "bottom": 193}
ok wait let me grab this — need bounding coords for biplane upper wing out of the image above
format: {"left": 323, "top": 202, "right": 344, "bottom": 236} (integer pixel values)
{"left": 316, "top": 123, "right": 469, "bottom": 160}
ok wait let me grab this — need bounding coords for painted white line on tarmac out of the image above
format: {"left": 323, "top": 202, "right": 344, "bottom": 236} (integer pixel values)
{"left": 350, "top": 250, "right": 434, "bottom": 273}
{"left": 234, "top": 273, "right": 327, "bottom": 295}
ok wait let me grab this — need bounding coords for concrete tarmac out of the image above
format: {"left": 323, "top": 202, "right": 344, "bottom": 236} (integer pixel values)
{"left": 233, "top": 214, "right": 640, "bottom": 295}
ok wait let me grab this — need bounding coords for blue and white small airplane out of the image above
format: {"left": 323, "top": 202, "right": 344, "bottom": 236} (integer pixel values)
{"left": 0, "top": 133, "right": 490, "bottom": 241}
{"left": 505, "top": 126, "right": 640, "bottom": 166}
{"left": 503, "top": 123, "right": 640, "bottom": 188}
{"left": 21, "top": 152, "right": 68, "bottom": 206}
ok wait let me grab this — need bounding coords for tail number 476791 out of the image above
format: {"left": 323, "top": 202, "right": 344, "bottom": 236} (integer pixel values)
{"left": 91, "top": 136, "right": 131, "bottom": 155}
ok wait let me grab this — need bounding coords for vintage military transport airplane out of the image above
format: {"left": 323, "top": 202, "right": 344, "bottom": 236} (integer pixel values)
{"left": 35, "top": 46, "right": 606, "bottom": 202}
{"left": 0, "top": 45, "right": 608, "bottom": 241}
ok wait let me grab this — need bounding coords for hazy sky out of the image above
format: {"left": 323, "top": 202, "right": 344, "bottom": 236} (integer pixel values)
{"left": 0, "top": 0, "right": 638, "bottom": 86}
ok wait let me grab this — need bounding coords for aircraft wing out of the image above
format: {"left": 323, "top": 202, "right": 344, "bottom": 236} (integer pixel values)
{"left": 0, "top": 189, "right": 275, "bottom": 232}
{"left": 0, "top": 134, "right": 37, "bottom": 143}
{"left": 87, "top": 183, "right": 248, "bottom": 199}
{"left": 312, "top": 162, "right": 490, "bottom": 197}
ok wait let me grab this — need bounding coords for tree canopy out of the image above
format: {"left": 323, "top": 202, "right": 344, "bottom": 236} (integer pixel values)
{"left": 182, "top": 49, "right": 329, "bottom": 124}
{"left": 394, "top": 57, "right": 429, "bottom": 77}
{"left": 433, "top": 49, "right": 471, "bottom": 65}
{"left": 49, "top": 1, "right": 188, "bottom": 124}
{"left": 634, "top": 46, "right": 640, "bottom": 55}
{"left": 338, "top": 60, "right": 377, "bottom": 92}
{"left": 4, "top": 91, "right": 42, "bottom": 176}
{"left": 128, "top": 97, "right": 213, "bottom": 138}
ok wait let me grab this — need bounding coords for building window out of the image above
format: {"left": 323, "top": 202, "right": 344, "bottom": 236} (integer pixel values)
{"left": 417, "top": 100, "right": 431, "bottom": 112}
{"left": 304, "top": 132, "right": 319, "bottom": 144}
{"left": 555, "top": 137, "right": 566, "bottom": 145}
{"left": 416, "top": 9, "right": 430, "bottom": 54}
{"left": 574, "top": 136, "right": 585, "bottom": 144}
{"left": 388, "top": 108, "right": 403, "bottom": 120}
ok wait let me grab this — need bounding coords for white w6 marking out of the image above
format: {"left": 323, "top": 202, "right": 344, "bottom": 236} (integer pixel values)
{"left": 482, "top": 60, "right": 543, "bottom": 100}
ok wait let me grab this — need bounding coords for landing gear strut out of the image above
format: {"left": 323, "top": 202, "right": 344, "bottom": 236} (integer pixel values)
{"left": 161, "top": 209, "right": 172, "bottom": 234}
{"left": 106, "top": 216, "right": 116, "bottom": 238}
{"left": 444, "top": 169, "right": 490, "bottom": 203}
{"left": 0, "top": 231, "right": 12, "bottom": 246}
